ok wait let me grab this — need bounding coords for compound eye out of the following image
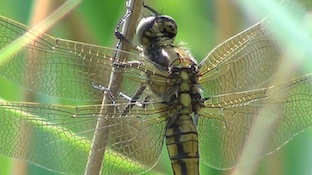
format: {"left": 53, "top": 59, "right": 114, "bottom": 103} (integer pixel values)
{"left": 136, "top": 16, "right": 156, "bottom": 45}
{"left": 162, "top": 16, "right": 177, "bottom": 37}
{"left": 136, "top": 15, "right": 178, "bottom": 46}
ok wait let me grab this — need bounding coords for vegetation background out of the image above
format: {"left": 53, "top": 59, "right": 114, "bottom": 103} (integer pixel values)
{"left": 0, "top": 0, "right": 312, "bottom": 175}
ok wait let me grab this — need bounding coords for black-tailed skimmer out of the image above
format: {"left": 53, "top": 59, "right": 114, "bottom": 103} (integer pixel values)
{"left": 1, "top": 0, "right": 312, "bottom": 175}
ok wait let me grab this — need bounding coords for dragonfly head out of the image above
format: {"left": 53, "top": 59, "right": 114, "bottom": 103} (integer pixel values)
{"left": 136, "top": 15, "right": 177, "bottom": 47}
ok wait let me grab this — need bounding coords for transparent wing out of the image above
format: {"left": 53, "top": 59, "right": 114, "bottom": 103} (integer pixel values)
{"left": 0, "top": 97, "right": 169, "bottom": 175}
{"left": 0, "top": 15, "right": 172, "bottom": 103}
{"left": 198, "top": 20, "right": 280, "bottom": 95}
{"left": 198, "top": 0, "right": 312, "bottom": 96}
{"left": 0, "top": 15, "right": 152, "bottom": 101}
{"left": 0, "top": 15, "right": 174, "bottom": 175}
{"left": 197, "top": 74, "right": 312, "bottom": 169}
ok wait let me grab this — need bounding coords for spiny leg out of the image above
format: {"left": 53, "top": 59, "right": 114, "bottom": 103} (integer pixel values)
{"left": 91, "top": 82, "right": 148, "bottom": 114}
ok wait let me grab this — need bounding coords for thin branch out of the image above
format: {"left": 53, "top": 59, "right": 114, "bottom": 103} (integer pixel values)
{"left": 84, "top": 0, "right": 143, "bottom": 175}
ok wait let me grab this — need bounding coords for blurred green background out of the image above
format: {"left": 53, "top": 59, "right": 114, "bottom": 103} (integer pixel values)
{"left": 0, "top": 0, "right": 312, "bottom": 175}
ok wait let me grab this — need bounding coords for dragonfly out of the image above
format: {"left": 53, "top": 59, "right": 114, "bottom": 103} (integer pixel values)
{"left": 1, "top": 0, "right": 312, "bottom": 175}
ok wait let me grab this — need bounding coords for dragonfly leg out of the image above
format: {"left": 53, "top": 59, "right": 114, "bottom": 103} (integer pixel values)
{"left": 113, "top": 0, "right": 133, "bottom": 52}
{"left": 142, "top": 3, "right": 160, "bottom": 16}
{"left": 114, "top": 31, "right": 138, "bottom": 50}
{"left": 113, "top": 60, "right": 142, "bottom": 68}
{"left": 91, "top": 82, "right": 117, "bottom": 102}
{"left": 91, "top": 82, "right": 126, "bottom": 113}
{"left": 114, "top": 1, "right": 142, "bottom": 53}
{"left": 123, "top": 84, "right": 147, "bottom": 114}
{"left": 91, "top": 82, "right": 148, "bottom": 114}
